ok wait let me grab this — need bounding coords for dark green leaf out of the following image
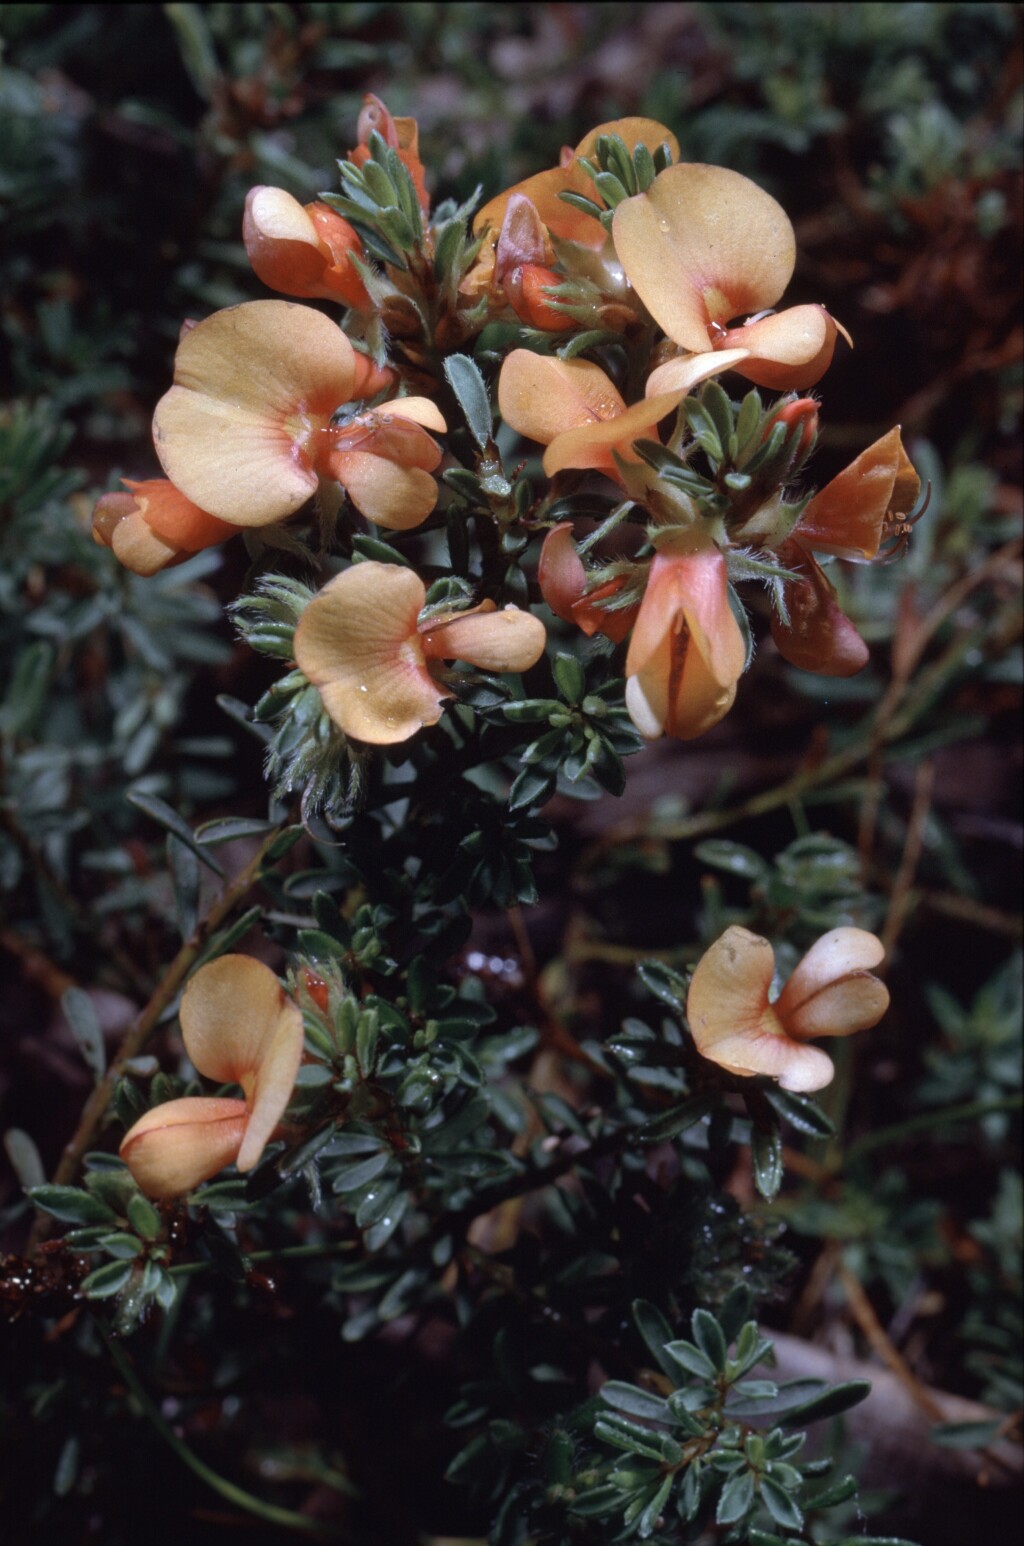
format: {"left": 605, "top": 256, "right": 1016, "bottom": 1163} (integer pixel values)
{"left": 716, "top": 1468, "right": 755, "bottom": 1525}
{"left": 126, "top": 790, "right": 224, "bottom": 876}
{"left": 600, "top": 1382, "right": 671, "bottom": 1422}
{"left": 29, "top": 1185, "right": 117, "bottom": 1226}
{"left": 81, "top": 1260, "right": 133, "bottom": 1299}
{"left": 779, "top": 1379, "right": 872, "bottom": 1426}
{"left": 762, "top": 1086, "right": 836, "bottom": 1138}
{"left": 692, "top": 1309, "right": 728, "bottom": 1372}
{"left": 761, "top": 1475, "right": 803, "bottom": 1529}
{"left": 62, "top": 988, "right": 105, "bottom": 1081}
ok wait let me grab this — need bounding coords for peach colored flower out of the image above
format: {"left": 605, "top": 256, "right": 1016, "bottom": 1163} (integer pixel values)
{"left": 792, "top": 427, "right": 921, "bottom": 561}
{"left": 474, "top": 118, "right": 681, "bottom": 254}
{"left": 489, "top": 194, "right": 573, "bottom": 332}
{"left": 537, "top": 523, "right": 638, "bottom": 644}
{"left": 152, "top": 301, "right": 445, "bottom": 531}
{"left": 243, "top": 186, "right": 370, "bottom": 309}
{"left": 293, "top": 562, "right": 547, "bottom": 745}
{"left": 687, "top": 926, "right": 889, "bottom": 1092}
{"left": 498, "top": 349, "right": 745, "bottom": 482}
{"left": 625, "top": 542, "right": 747, "bottom": 740}
{"left": 349, "top": 94, "right": 429, "bottom": 213}
{"left": 92, "top": 478, "right": 236, "bottom": 576}
{"left": 120, "top": 956, "right": 304, "bottom": 1198}
{"left": 770, "top": 541, "right": 870, "bottom": 677}
{"left": 613, "top": 164, "right": 849, "bottom": 392}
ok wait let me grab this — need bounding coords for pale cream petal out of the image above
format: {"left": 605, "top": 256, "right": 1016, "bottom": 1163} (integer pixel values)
{"left": 776, "top": 927, "right": 886, "bottom": 1020}
{"left": 498, "top": 351, "right": 625, "bottom": 447}
{"left": 613, "top": 164, "right": 796, "bottom": 350}
{"left": 644, "top": 348, "right": 750, "bottom": 397}
{"left": 294, "top": 563, "right": 447, "bottom": 744}
{"left": 421, "top": 604, "right": 546, "bottom": 672}
{"left": 120, "top": 1097, "right": 249, "bottom": 1199}
{"left": 783, "top": 975, "right": 890, "bottom": 1041}
{"left": 625, "top": 667, "right": 668, "bottom": 739}
{"left": 332, "top": 451, "right": 439, "bottom": 529}
{"left": 180, "top": 955, "right": 302, "bottom": 1087}
{"left": 153, "top": 301, "right": 357, "bottom": 526}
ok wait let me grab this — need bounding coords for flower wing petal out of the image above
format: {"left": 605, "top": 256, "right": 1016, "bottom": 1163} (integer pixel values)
{"left": 421, "top": 604, "right": 546, "bottom": 673}
{"left": 776, "top": 928, "right": 885, "bottom": 1019}
{"left": 332, "top": 451, "right": 439, "bottom": 529}
{"left": 499, "top": 351, "right": 625, "bottom": 447}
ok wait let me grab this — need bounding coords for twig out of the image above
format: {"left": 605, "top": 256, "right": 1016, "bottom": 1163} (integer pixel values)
{"left": 837, "top": 1260, "right": 946, "bottom": 1422}
{"left": 102, "top": 1328, "right": 342, "bottom": 1539}
{"left": 880, "top": 758, "right": 935, "bottom": 959}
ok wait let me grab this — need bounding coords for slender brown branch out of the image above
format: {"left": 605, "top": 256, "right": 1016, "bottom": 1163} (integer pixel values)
{"left": 880, "top": 758, "right": 935, "bottom": 959}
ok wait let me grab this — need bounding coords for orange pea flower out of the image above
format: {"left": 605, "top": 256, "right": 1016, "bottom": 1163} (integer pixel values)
{"left": 152, "top": 301, "right": 446, "bottom": 531}
{"left": 498, "top": 349, "right": 745, "bottom": 482}
{"left": 614, "top": 164, "right": 849, "bottom": 392}
{"left": 793, "top": 427, "right": 921, "bottom": 561}
{"left": 625, "top": 541, "right": 747, "bottom": 740}
{"left": 243, "top": 186, "right": 370, "bottom": 309}
{"left": 293, "top": 562, "right": 547, "bottom": 745}
{"left": 349, "top": 94, "right": 429, "bottom": 213}
{"left": 770, "top": 427, "right": 920, "bottom": 675}
{"left": 537, "top": 523, "right": 638, "bottom": 644}
{"left": 687, "top": 926, "right": 889, "bottom": 1092}
{"left": 120, "top": 956, "right": 304, "bottom": 1198}
{"left": 474, "top": 117, "right": 680, "bottom": 254}
{"left": 92, "top": 478, "right": 236, "bottom": 576}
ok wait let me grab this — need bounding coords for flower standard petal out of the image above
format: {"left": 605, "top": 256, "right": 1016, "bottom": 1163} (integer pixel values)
{"left": 180, "top": 955, "right": 303, "bottom": 1091}
{"left": 153, "top": 300, "right": 358, "bottom": 526}
{"left": 294, "top": 563, "right": 447, "bottom": 744}
{"left": 613, "top": 164, "right": 796, "bottom": 351}
{"left": 120, "top": 1097, "right": 250, "bottom": 1199}
{"left": 420, "top": 603, "right": 546, "bottom": 673}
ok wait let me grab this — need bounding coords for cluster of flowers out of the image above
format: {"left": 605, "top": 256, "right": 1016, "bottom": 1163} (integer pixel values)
{"left": 98, "top": 99, "right": 898, "bottom": 1196}
{"left": 94, "top": 99, "right": 920, "bottom": 745}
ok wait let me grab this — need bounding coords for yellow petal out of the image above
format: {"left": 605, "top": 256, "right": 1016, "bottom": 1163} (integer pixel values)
{"left": 498, "top": 351, "right": 625, "bottom": 447}
{"left": 644, "top": 349, "right": 751, "bottom": 397}
{"left": 153, "top": 301, "right": 357, "bottom": 526}
{"left": 331, "top": 451, "right": 439, "bottom": 529}
{"left": 421, "top": 603, "right": 546, "bottom": 672}
{"left": 294, "top": 563, "right": 446, "bottom": 744}
{"left": 612, "top": 163, "right": 796, "bottom": 350}
{"left": 120, "top": 1097, "right": 249, "bottom": 1198}
{"left": 775, "top": 928, "right": 885, "bottom": 1019}
{"left": 782, "top": 975, "right": 890, "bottom": 1042}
